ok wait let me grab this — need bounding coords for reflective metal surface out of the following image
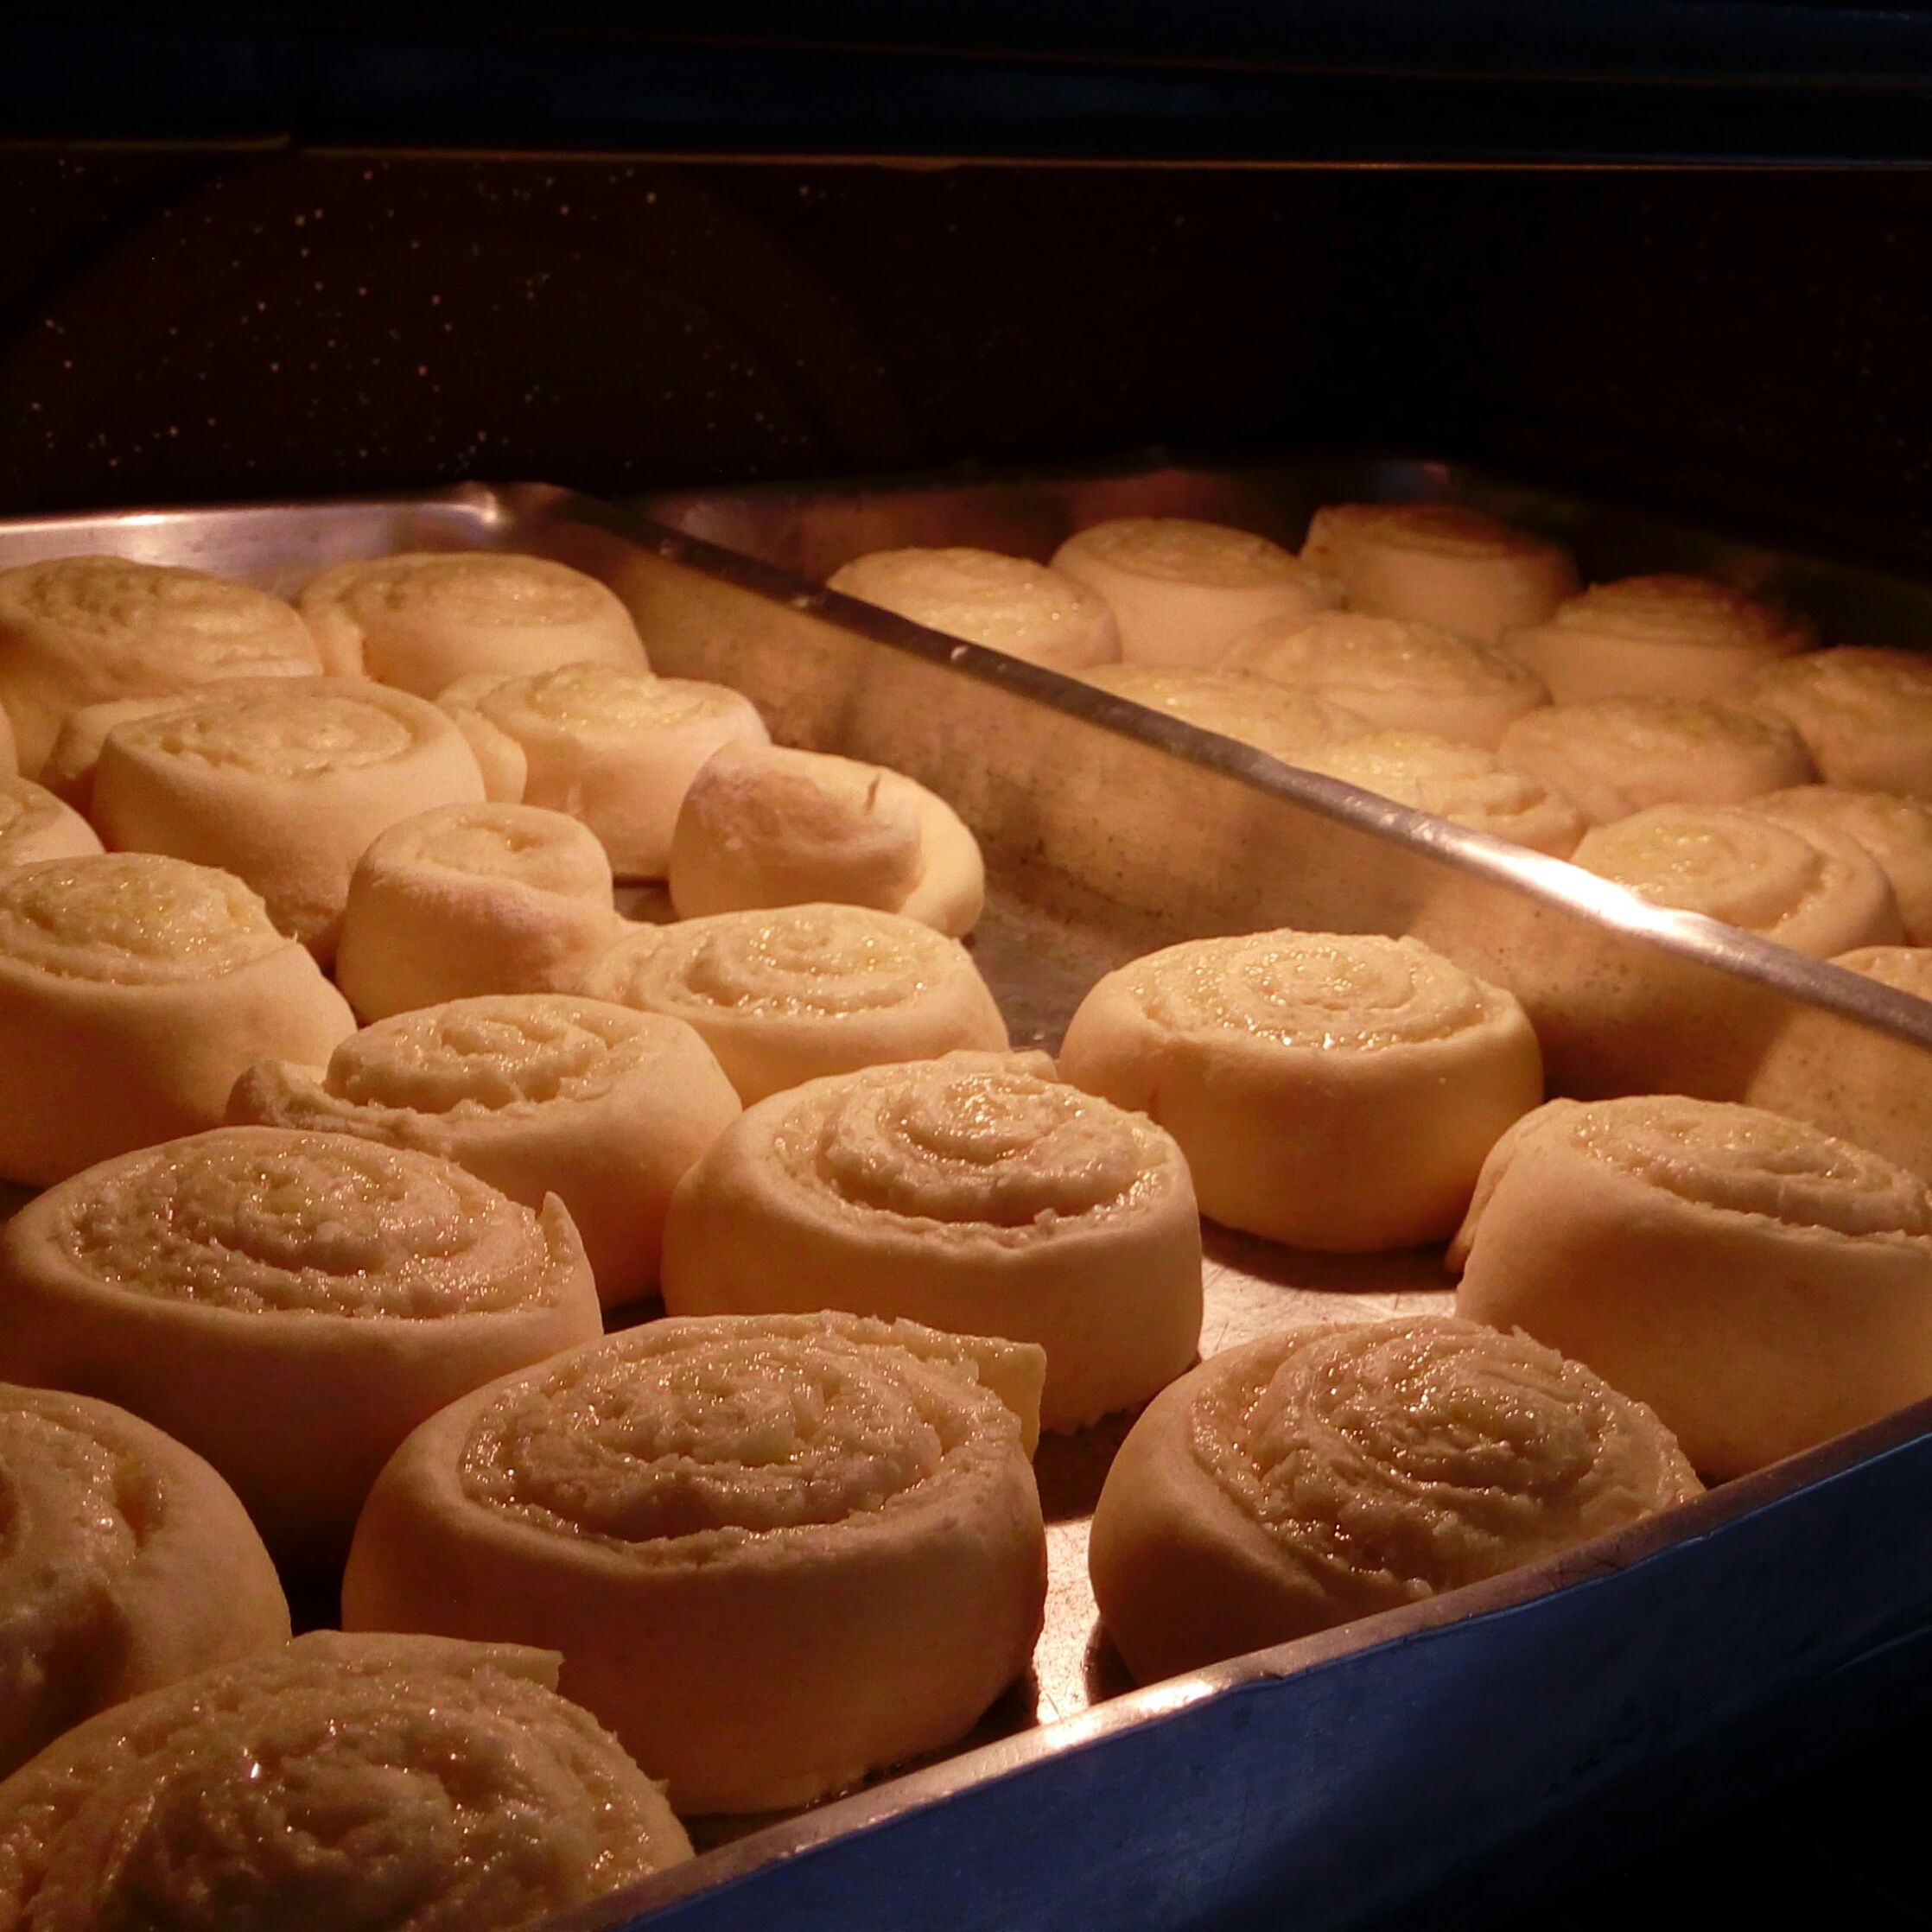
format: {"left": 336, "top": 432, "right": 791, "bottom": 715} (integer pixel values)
{"left": 15, "top": 473, "right": 1932, "bottom": 1929}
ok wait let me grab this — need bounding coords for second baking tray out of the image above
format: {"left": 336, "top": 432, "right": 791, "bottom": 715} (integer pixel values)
{"left": 11, "top": 472, "right": 1932, "bottom": 1931}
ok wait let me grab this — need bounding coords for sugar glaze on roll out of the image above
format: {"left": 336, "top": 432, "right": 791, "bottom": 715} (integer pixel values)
{"left": 661, "top": 1050, "right": 1202, "bottom": 1430}
{"left": 1089, "top": 1315, "right": 1697, "bottom": 1683}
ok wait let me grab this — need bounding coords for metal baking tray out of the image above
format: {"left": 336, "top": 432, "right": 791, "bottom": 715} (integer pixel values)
{"left": 11, "top": 469, "right": 1932, "bottom": 1932}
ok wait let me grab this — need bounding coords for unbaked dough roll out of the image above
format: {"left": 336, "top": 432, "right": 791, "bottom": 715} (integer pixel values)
{"left": 0, "top": 1383, "right": 289, "bottom": 1782}
{"left": 0, "top": 1126, "right": 601, "bottom": 1570}
{"left": 1452, "top": 1095, "right": 1932, "bottom": 1477}
{"left": 86, "top": 677, "right": 486, "bottom": 957}
{"left": 231, "top": 995, "right": 741, "bottom": 1310}
{"left": 1571, "top": 804, "right": 1902, "bottom": 957}
{"left": 1743, "top": 945, "right": 1932, "bottom": 1183}
{"left": 1300, "top": 502, "right": 1579, "bottom": 643}
{"left": 438, "top": 662, "right": 770, "bottom": 877}
{"left": 1079, "top": 664, "right": 1368, "bottom": 765}
{"left": 1503, "top": 574, "right": 1812, "bottom": 703}
{"left": 661, "top": 1051, "right": 1200, "bottom": 1430}
{"left": 298, "top": 550, "right": 647, "bottom": 694}
{"left": 1751, "top": 785, "right": 1932, "bottom": 944}
{"left": 1089, "top": 1315, "right": 1696, "bottom": 1684}
{"left": 582, "top": 903, "right": 1009, "bottom": 1103}
{"left": 1496, "top": 696, "right": 1814, "bottom": 824}
{"left": 828, "top": 545, "right": 1120, "bottom": 671}
{"left": 0, "top": 556, "right": 319, "bottom": 778}
{"left": 667, "top": 740, "right": 985, "bottom": 936}
{"left": 334, "top": 802, "right": 620, "bottom": 1022}
{"left": 0, "top": 777, "right": 100, "bottom": 868}
{"left": 1051, "top": 518, "right": 1338, "bottom": 670}
{"left": 342, "top": 1312, "right": 1047, "bottom": 1814}
{"left": 1300, "top": 730, "right": 1586, "bottom": 857}
{"left": 1744, "top": 646, "right": 1932, "bottom": 799}
{"left": 1058, "top": 930, "right": 1541, "bottom": 1250}
{"left": 0, "top": 1631, "right": 691, "bottom": 1932}
{"left": 1223, "top": 609, "right": 1549, "bottom": 749}
{"left": 0, "top": 854, "right": 354, "bottom": 1186}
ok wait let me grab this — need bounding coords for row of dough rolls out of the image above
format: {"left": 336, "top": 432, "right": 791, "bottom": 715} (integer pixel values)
{"left": 0, "top": 1631, "right": 692, "bottom": 1932}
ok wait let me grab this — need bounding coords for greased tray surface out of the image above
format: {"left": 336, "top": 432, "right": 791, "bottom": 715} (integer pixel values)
{"left": 14, "top": 472, "right": 1932, "bottom": 1932}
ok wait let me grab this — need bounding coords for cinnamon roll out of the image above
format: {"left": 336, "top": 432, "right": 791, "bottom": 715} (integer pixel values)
{"left": 232, "top": 995, "right": 740, "bottom": 1309}
{"left": 1223, "top": 609, "right": 1549, "bottom": 749}
{"left": 1503, "top": 574, "right": 1811, "bottom": 703}
{"left": 1452, "top": 1095, "right": 1932, "bottom": 1476}
{"left": 0, "top": 854, "right": 354, "bottom": 1185}
{"left": 1745, "top": 646, "right": 1932, "bottom": 800}
{"left": 829, "top": 545, "right": 1120, "bottom": 672}
{"left": 1077, "top": 664, "right": 1368, "bottom": 766}
{"left": 0, "top": 1383, "right": 289, "bottom": 1781}
{"left": 0, "top": 1127, "right": 601, "bottom": 1569}
{"left": 583, "top": 902, "right": 1008, "bottom": 1103}
{"left": 342, "top": 1313, "right": 1047, "bottom": 1814}
{"left": 1300, "top": 502, "right": 1579, "bottom": 643}
{"left": 1300, "top": 729, "right": 1586, "bottom": 857}
{"left": 1571, "top": 804, "right": 1902, "bottom": 957}
{"left": 334, "top": 802, "right": 620, "bottom": 1022}
{"left": 1058, "top": 930, "right": 1541, "bottom": 1250}
{"left": 0, "top": 556, "right": 318, "bottom": 778}
{"left": 661, "top": 1051, "right": 1201, "bottom": 1430}
{"left": 298, "top": 550, "right": 647, "bottom": 695}
{"left": 1496, "top": 696, "right": 1814, "bottom": 825}
{"left": 667, "top": 740, "right": 985, "bottom": 936}
{"left": 1090, "top": 1315, "right": 1696, "bottom": 1682}
{"left": 0, "top": 1631, "right": 691, "bottom": 1932}
{"left": 1052, "top": 518, "right": 1338, "bottom": 670}
{"left": 1751, "top": 785, "right": 1932, "bottom": 944}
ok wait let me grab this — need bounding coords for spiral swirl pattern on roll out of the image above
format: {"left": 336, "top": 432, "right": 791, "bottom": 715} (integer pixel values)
{"left": 585, "top": 903, "right": 1007, "bottom": 1102}
{"left": 0, "top": 1631, "right": 691, "bottom": 1932}
{"left": 342, "top": 1313, "right": 1046, "bottom": 1811}
{"left": 1199, "top": 1316, "right": 1696, "bottom": 1589}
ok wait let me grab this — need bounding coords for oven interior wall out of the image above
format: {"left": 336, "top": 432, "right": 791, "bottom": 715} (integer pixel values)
{"left": 1, "top": 156, "right": 1926, "bottom": 576}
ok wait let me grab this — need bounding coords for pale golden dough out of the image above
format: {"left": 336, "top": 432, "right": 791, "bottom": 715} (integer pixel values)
{"left": 438, "top": 661, "right": 770, "bottom": 877}
{"left": 334, "top": 802, "right": 621, "bottom": 1022}
{"left": 1503, "top": 573, "right": 1812, "bottom": 703}
{"left": 1300, "top": 502, "right": 1579, "bottom": 642}
{"left": 231, "top": 995, "right": 741, "bottom": 1309}
{"left": 1452, "top": 1095, "right": 1932, "bottom": 1478}
{"left": 1496, "top": 695, "right": 1814, "bottom": 824}
{"left": 828, "top": 545, "right": 1120, "bottom": 671}
{"left": 0, "top": 1383, "right": 289, "bottom": 1782}
{"left": 667, "top": 740, "right": 985, "bottom": 936}
{"left": 1223, "top": 609, "right": 1549, "bottom": 749}
{"left": 1744, "top": 646, "right": 1932, "bottom": 799}
{"left": 0, "top": 1127, "right": 601, "bottom": 1571}
{"left": 1300, "top": 729, "right": 1586, "bottom": 857}
{"left": 661, "top": 1052, "right": 1201, "bottom": 1431}
{"left": 85, "top": 677, "right": 487, "bottom": 958}
{"left": 342, "top": 1312, "right": 1046, "bottom": 1814}
{"left": 0, "top": 854, "right": 354, "bottom": 1186}
{"left": 1571, "top": 804, "right": 1902, "bottom": 956}
{"left": 582, "top": 902, "right": 1009, "bottom": 1103}
{"left": 1744, "top": 945, "right": 1932, "bottom": 1181}
{"left": 1077, "top": 664, "right": 1369, "bottom": 764}
{"left": 1751, "top": 785, "right": 1932, "bottom": 944}
{"left": 0, "top": 709, "right": 15, "bottom": 778}
{"left": 1058, "top": 930, "right": 1541, "bottom": 1250}
{"left": 0, "top": 555, "right": 319, "bottom": 778}
{"left": 0, "top": 1631, "right": 690, "bottom": 1932}
{"left": 298, "top": 550, "right": 647, "bottom": 694}
{"left": 1089, "top": 1315, "right": 1696, "bottom": 1684}
{"left": 1052, "top": 517, "right": 1338, "bottom": 669}
{"left": 0, "top": 777, "right": 100, "bottom": 868}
